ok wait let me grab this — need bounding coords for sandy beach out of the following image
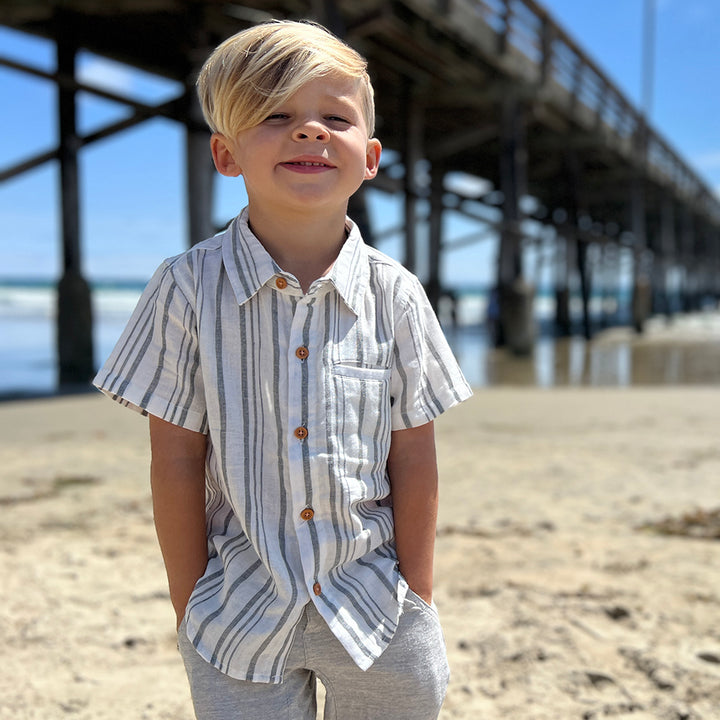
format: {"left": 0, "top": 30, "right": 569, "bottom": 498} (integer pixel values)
{"left": 1, "top": 386, "right": 719, "bottom": 719}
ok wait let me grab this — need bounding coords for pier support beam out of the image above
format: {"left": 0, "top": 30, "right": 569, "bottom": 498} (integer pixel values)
{"left": 426, "top": 164, "right": 445, "bottom": 312}
{"left": 184, "top": 10, "right": 216, "bottom": 248}
{"left": 402, "top": 81, "right": 424, "bottom": 273}
{"left": 631, "top": 175, "right": 651, "bottom": 332}
{"left": 576, "top": 240, "right": 593, "bottom": 340}
{"left": 560, "top": 151, "right": 593, "bottom": 340}
{"left": 186, "top": 86, "right": 215, "bottom": 246}
{"left": 554, "top": 234, "right": 574, "bottom": 336}
{"left": 496, "top": 93, "right": 533, "bottom": 355}
{"left": 554, "top": 285, "right": 571, "bottom": 336}
{"left": 630, "top": 120, "right": 652, "bottom": 332}
{"left": 679, "top": 207, "right": 697, "bottom": 311}
{"left": 654, "top": 196, "right": 675, "bottom": 315}
{"left": 56, "top": 34, "right": 94, "bottom": 388}
{"left": 348, "top": 188, "right": 374, "bottom": 246}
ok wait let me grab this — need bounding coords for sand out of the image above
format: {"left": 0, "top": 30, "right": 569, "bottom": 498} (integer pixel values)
{"left": 1, "top": 388, "right": 719, "bottom": 719}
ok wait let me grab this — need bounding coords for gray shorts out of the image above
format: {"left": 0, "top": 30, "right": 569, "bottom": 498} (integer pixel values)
{"left": 178, "top": 589, "right": 449, "bottom": 720}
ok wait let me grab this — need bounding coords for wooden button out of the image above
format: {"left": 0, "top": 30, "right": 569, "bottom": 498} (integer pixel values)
{"left": 300, "top": 507, "right": 314, "bottom": 521}
{"left": 294, "top": 426, "right": 308, "bottom": 440}
{"left": 295, "top": 346, "right": 309, "bottom": 360}
{"left": 275, "top": 277, "right": 288, "bottom": 290}
{"left": 313, "top": 582, "right": 322, "bottom": 596}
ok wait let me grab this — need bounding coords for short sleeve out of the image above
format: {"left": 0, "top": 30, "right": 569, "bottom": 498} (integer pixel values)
{"left": 93, "top": 261, "right": 208, "bottom": 433}
{"left": 390, "top": 277, "right": 472, "bottom": 429}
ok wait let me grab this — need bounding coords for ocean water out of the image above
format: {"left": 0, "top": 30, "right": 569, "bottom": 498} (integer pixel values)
{"left": 0, "top": 280, "right": 143, "bottom": 397}
{"left": 2, "top": 280, "right": 719, "bottom": 397}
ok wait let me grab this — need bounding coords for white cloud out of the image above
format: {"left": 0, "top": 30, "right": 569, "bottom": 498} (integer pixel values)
{"left": 444, "top": 172, "right": 491, "bottom": 199}
{"left": 693, "top": 151, "right": 720, "bottom": 170}
{"left": 77, "top": 56, "right": 137, "bottom": 92}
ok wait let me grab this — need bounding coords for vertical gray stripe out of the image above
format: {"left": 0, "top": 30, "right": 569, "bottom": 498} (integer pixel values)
{"left": 324, "top": 294, "right": 349, "bottom": 572}
{"left": 300, "top": 298, "right": 321, "bottom": 576}
{"left": 268, "top": 289, "right": 296, "bottom": 600}
{"left": 392, "top": 339, "right": 412, "bottom": 427}
{"left": 104, "top": 266, "right": 169, "bottom": 395}
{"left": 232, "top": 219, "right": 260, "bottom": 298}
{"left": 137, "top": 280, "right": 179, "bottom": 409}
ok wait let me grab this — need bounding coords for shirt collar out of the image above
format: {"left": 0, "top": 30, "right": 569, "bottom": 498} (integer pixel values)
{"left": 325, "top": 216, "right": 369, "bottom": 316}
{"left": 222, "top": 208, "right": 369, "bottom": 316}
{"left": 221, "top": 209, "right": 283, "bottom": 306}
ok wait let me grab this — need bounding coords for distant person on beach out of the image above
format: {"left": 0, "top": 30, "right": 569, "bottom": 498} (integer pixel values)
{"left": 93, "top": 20, "right": 471, "bottom": 720}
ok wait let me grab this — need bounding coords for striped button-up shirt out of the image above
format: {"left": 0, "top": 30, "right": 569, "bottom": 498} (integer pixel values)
{"left": 94, "top": 209, "right": 472, "bottom": 683}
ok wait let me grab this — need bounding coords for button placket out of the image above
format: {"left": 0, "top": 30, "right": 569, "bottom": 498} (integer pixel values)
{"left": 286, "top": 295, "right": 320, "bottom": 601}
{"left": 288, "top": 304, "right": 309, "bottom": 450}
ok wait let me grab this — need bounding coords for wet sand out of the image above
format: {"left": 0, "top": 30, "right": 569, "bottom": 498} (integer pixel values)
{"left": 453, "top": 311, "right": 720, "bottom": 388}
{"left": 1, "top": 382, "right": 719, "bottom": 718}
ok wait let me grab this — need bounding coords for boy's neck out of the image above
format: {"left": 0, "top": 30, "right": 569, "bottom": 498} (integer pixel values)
{"left": 247, "top": 205, "right": 349, "bottom": 293}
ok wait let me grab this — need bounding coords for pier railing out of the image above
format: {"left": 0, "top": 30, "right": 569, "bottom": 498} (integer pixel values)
{"left": 406, "top": 0, "right": 719, "bottom": 221}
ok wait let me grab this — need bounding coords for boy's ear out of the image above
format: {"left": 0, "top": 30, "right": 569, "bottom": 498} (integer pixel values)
{"left": 211, "top": 133, "right": 243, "bottom": 177}
{"left": 364, "top": 138, "right": 382, "bottom": 180}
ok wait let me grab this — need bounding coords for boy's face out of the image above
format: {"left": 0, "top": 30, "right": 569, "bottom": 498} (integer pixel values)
{"left": 211, "top": 76, "right": 381, "bottom": 220}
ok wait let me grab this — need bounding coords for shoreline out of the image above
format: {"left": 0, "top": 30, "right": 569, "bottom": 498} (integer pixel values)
{"left": 6, "top": 309, "right": 720, "bottom": 402}
{"left": 4, "top": 297, "right": 720, "bottom": 397}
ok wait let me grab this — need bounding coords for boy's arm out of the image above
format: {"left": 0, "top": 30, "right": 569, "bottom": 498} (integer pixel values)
{"left": 387, "top": 420, "right": 438, "bottom": 605}
{"left": 149, "top": 415, "right": 209, "bottom": 628}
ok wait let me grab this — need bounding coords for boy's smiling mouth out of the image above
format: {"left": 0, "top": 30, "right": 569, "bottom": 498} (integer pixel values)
{"left": 281, "top": 156, "right": 337, "bottom": 172}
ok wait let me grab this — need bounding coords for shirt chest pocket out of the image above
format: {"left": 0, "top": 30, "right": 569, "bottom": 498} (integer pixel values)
{"left": 331, "top": 363, "right": 391, "bottom": 383}
{"left": 329, "top": 364, "right": 393, "bottom": 458}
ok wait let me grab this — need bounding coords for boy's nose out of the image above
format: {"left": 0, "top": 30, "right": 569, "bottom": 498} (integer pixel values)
{"left": 292, "top": 121, "right": 330, "bottom": 142}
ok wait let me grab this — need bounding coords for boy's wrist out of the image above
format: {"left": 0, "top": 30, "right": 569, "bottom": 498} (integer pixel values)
{"left": 403, "top": 574, "right": 433, "bottom": 604}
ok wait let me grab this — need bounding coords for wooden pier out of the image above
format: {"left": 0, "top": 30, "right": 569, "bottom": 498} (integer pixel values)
{"left": 1, "top": 0, "right": 719, "bottom": 385}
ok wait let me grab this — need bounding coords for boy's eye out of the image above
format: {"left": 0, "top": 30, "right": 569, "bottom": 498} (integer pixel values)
{"left": 263, "top": 113, "right": 351, "bottom": 125}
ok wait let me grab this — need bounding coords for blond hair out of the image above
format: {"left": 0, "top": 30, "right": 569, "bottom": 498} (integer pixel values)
{"left": 197, "top": 20, "right": 375, "bottom": 138}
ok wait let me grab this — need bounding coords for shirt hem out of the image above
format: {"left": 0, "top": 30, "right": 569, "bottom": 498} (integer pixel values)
{"left": 93, "top": 382, "right": 207, "bottom": 434}
{"left": 392, "top": 385, "right": 473, "bottom": 429}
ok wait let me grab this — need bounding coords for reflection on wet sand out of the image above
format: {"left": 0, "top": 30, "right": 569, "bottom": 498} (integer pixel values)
{"left": 449, "top": 312, "right": 720, "bottom": 387}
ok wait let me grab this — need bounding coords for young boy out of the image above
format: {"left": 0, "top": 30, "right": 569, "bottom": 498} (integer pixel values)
{"left": 94, "top": 20, "right": 472, "bottom": 720}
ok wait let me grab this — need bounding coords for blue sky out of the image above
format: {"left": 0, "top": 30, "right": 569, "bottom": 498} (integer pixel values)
{"left": 1, "top": 0, "right": 718, "bottom": 287}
